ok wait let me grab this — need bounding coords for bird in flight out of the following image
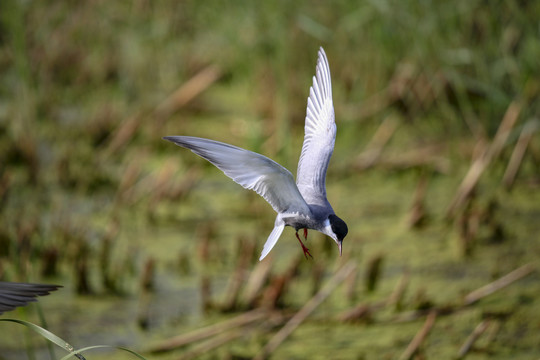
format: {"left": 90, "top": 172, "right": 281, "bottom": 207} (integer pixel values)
{"left": 0, "top": 282, "right": 61, "bottom": 315}
{"left": 164, "top": 47, "right": 348, "bottom": 260}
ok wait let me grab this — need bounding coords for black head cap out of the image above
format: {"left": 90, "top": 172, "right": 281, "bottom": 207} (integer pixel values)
{"left": 328, "top": 214, "right": 348, "bottom": 241}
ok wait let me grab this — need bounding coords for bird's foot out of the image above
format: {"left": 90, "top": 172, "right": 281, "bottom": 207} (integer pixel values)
{"left": 303, "top": 228, "right": 308, "bottom": 240}
{"left": 296, "top": 231, "right": 313, "bottom": 259}
{"left": 302, "top": 245, "right": 313, "bottom": 259}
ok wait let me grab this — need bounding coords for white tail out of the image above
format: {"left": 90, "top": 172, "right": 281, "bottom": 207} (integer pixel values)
{"left": 259, "top": 218, "right": 285, "bottom": 260}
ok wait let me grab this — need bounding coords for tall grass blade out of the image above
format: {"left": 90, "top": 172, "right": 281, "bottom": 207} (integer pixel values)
{"left": 0, "top": 319, "right": 74, "bottom": 352}
{"left": 0, "top": 319, "right": 148, "bottom": 360}
{"left": 60, "top": 345, "right": 148, "bottom": 360}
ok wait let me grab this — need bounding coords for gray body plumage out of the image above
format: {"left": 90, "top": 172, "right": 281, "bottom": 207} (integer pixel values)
{"left": 164, "top": 47, "right": 347, "bottom": 260}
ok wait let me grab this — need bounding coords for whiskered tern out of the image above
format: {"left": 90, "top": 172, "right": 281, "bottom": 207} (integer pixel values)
{"left": 164, "top": 47, "right": 348, "bottom": 260}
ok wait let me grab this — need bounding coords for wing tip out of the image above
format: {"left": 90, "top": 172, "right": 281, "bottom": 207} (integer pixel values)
{"left": 0, "top": 282, "right": 62, "bottom": 315}
{"left": 308, "top": 46, "right": 332, "bottom": 108}
{"left": 317, "top": 47, "right": 328, "bottom": 65}
{"left": 163, "top": 136, "right": 190, "bottom": 146}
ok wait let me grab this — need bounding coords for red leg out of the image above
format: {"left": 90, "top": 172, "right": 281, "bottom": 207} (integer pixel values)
{"left": 296, "top": 231, "right": 313, "bottom": 259}
{"left": 303, "top": 228, "right": 308, "bottom": 240}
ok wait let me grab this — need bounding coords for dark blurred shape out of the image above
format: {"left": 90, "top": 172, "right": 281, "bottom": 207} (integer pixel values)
{"left": 0, "top": 282, "right": 61, "bottom": 315}
{"left": 365, "top": 254, "right": 384, "bottom": 293}
{"left": 407, "top": 174, "right": 430, "bottom": 229}
{"left": 75, "top": 253, "right": 92, "bottom": 295}
{"left": 41, "top": 247, "right": 60, "bottom": 277}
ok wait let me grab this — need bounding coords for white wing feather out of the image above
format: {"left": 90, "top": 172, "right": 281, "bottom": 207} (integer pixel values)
{"left": 163, "top": 136, "right": 311, "bottom": 215}
{"left": 296, "top": 47, "right": 336, "bottom": 205}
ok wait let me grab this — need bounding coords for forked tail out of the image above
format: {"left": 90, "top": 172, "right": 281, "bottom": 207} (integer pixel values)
{"left": 259, "top": 218, "right": 285, "bottom": 260}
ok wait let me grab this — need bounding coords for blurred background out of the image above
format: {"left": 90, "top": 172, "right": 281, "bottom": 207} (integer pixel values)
{"left": 1, "top": 1, "right": 539, "bottom": 359}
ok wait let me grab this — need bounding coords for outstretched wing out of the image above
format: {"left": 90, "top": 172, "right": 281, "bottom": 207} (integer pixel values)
{"left": 0, "top": 282, "right": 61, "bottom": 315}
{"left": 164, "top": 136, "right": 311, "bottom": 215}
{"left": 296, "top": 47, "right": 336, "bottom": 206}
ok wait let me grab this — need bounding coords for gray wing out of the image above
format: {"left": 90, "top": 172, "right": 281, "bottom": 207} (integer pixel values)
{"left": 164, "top": 136, "right": 311, "bottom": 215}
{"left": 0, "top": 282, "right": 61, "bottom": 315}
{"left": 296, "top": 47, "right": 336, "bottom": 205}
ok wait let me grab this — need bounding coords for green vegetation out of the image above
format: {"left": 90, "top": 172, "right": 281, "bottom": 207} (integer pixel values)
{"left": 1, "top": 1, "right": 539, "bottom": 359}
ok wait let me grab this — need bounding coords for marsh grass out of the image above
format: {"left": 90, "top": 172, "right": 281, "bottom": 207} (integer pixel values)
{"left": 0, "top": 0, "right": 539, "bottom": 359}
{"left": 0, "top": 318, "right": 148, "bottom": 360}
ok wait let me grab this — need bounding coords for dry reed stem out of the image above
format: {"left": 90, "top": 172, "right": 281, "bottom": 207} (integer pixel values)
{"left": 407, "top": 174, "right": 429, "bottom": 229}
{"left": 457, "top": 319, "right": 491, "bottom": 359}
{"left": 155, "top": 65, "right": 221, "bottom": 119}
{"left": 390, "top": 263, "right": 536, "bottom": 324}
{"left": 339, "top": 270, "right": 409, "bottom": 322}
{"left": 365, "top": 253, "right": 384, "bottom": 293}
{"left": 355, "top": 144, "right": 450, "bottom": 174}
{"left": 240, "top": 257, "right": 273, "bottom": 308}
{"left": 352, "top": 89, "right": 393, "bottom": 121}
{"left": 149, "top": 309, "right": 267, "bottom": 353}
{"left": 178, "top": 330, "right": 244, "bottom": 360}
{"left": 221, "top": 237, "right": 255, "bottom": 312}
{"left": 259, "top": 256, "right": 301, "bottom": 309}
{"left": 344, "top": 266, "right": 358, "bottom": 302}
{"left": 398, "top": 310, "right": 437, "bottom": 360}
{"left": 502, "top": 121, "right": 537, "bottom": 189}
{"left": 446, "top": 101, "right": 521, "bottom": 218}
{"left": 255, "top": 261, "right": 356, "bottom": 360}
{"left": 103, "top": 115, "right": 141, "bottom": 158}
{"left": 387, "top": 270, "right": 410, "bottom": 310}
{"left": 356, "top": 116, "right": 399, "bottom": 170}
{"left": 338, "top": 300, "right": 387, "bottom": 323}
{"left": 464, "top": 263, "right": 536, "bottom": 306}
